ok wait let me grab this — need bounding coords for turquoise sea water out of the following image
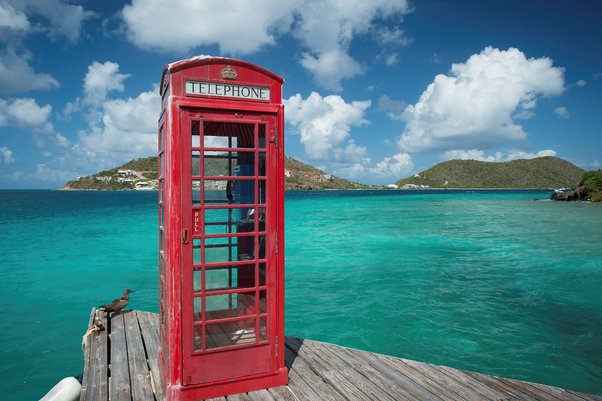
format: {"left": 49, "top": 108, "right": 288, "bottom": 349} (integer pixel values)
{"left": 1, "top": 190, "right": 601, "bottom": 399}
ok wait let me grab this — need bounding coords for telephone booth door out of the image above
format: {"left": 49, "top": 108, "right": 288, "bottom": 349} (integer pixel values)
{"left": 181, "top": 109, "right": 279, "bottom": 385}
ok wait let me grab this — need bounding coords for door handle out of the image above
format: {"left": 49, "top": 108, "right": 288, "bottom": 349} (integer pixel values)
{"left": 181, "top": 229, "right": 189, "bottom": 244}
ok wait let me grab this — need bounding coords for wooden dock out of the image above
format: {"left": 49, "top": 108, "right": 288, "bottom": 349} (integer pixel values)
{"left": 80, "top": 309, "right": 601, "bottom": 401}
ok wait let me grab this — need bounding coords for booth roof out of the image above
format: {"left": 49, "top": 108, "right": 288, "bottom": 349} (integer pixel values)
{"left": 162, "top": 56, "right": 284, "bottom": 87}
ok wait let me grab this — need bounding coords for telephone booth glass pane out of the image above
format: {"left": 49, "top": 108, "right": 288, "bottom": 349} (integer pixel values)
{"left": 189, "top": 118, "right": 270, "bottom": 353}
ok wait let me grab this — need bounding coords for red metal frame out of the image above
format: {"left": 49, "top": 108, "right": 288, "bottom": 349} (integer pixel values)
{"left": 159, "top": 58, "right": 287, "bottom": 401}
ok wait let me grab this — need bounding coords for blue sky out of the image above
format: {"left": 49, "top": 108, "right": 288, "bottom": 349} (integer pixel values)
{"left": 0, "top": 0, "right": 601, "bottom": 188}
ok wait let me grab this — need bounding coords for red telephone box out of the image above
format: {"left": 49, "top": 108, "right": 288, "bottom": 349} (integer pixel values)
{"left": 157, "top": 57, "right": 287, "bottom": 400}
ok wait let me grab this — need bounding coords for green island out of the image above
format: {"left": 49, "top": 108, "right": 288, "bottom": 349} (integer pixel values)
{"left": 62, "top": 156, "right": 370, "bottom": 191}
{"left": 62, "top": 155, "right": 602, "bottom": 201}
{"left": 396, "top": 156, "right": 584, "bottom": 189}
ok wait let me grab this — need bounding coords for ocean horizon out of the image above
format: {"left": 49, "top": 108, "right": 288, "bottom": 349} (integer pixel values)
{"left": 1, "top": 189, "right": 601, "bottom": 399}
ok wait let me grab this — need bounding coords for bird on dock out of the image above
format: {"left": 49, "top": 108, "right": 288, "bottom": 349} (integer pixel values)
{"left": 99, "top": 289, "right": 135, "bottom": 315}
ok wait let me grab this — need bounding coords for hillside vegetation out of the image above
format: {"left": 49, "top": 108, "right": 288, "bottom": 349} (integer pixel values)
{"left": 396, "top": 157, "right": 583, "bottom": 189}
{"left": 63, "top": 155, "right": 369, "bottom": 190}
{"left": 284, "top": 157, "right": 370, "bottom": 190}
{"left": 63, "top": 156, "right": 158, "bottom": 190}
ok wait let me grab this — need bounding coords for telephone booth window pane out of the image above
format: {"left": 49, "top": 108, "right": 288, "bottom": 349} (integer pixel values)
{"left": 206, "top": 294, "right": 230, "bottom": 313}
{"left": 193, "top": 297, "right": 203, "bottom": 321}
{"left": 204, "top": 180, "right": 255, "bottom": 205}
{"left": 193, "top": 239, "right": 201, "bottom": 264}
{"left": 204, "top": 133, "right": 233, "bottom": 148}
{"left": 205, "top": 237, "right": 238, "bottom": 263}
{"left": 204, "top": 151, "right": 256, "bottom": 177}
{"left": 192, "top": 181, "right": 201, "bottom": 205}
{"left": 259, "top": 318, "right": 267, "bottom": 341}
{"left": 203, "top": 131, "right": 231, "bottom": 148}
{"left": 206, "top": 318, "right": 256, "bottom": 349}
{"left": 258, "top": 125, "right": 266, "bottom": 148}
{"left": 204, "top": 152, "right": 236, "bottom": 177}
{"left": 191, "top": 120, "right": 200, "bottom": 147}
{"left": 204, "top": 188, "right": 236, "bottom": 206}
{"left": 205, "top": 268, "right": 230, "bottom": 291}
{"left": 204, "top": 122, "right": 255, "bottom": 148}
{"left": 159, "top": 153, "right": 165, "bottom": 178}
{"left": 259, "top": 290, "right": 267, "bottom": 314}
{"left": 205, "top": 208, "right": 250, "bottom": 233}
{"left": 193, "top": 328, "right": 202, "bottom": 351}
{"left": 206, "top": 265, "right": 255, "bottom": 291}
{"left": 259, "top": 262, "right": 266, "bottom": 286}
{"left": 259, "top": 180, "right": 266, "bottom": 204}
{"left": 258, "top": 152, "right": 266, "bottom": 176}
{"left": 193, "top": 270, "right": 201, "bottom": 292}
{"left": 257, "top": 235, "right": 266, "bottom": 259}
{"left": 205, "top": 291, "right": 256, "bottom": 319}
{"left": 192, "top": 151, "right": 201, "bottom": 176}
{"left": 237, "top": 236, "right": 255, "bottom": 261}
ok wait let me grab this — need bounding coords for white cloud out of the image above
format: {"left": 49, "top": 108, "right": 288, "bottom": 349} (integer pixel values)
{"left": 442, "top": 149, "right": 500, "bottom": 162}
{"left": 293, "top": 0, "right": 411, "bottom": 90}
{"left": 34, "top": 163, "right": 76, "bottom": 182}
{"left": 398, "top": 47, "right": 565, "bottom": 153}
{"left": 284, "top": 91, "right": 370, "bottom": 159}
{"left": 554, "top": 106, "right": 569, "bottom": 119}
{"left": 4, "top": 0, "right": 92, "bottom": 42}
{"left": 84, "top": 61, "right": 130, "bottom": 105}
{"left": 441, "top": 148, "right": 557, "bottom": 162}
{"left": 0, "top": 49, "right": 59, "bottom": 94}
{"left": 505, "top": 149, "right": 557, "bottom": 161}
{"left": 0, "top": 97, "right": 54, "bottom": 132}
{"left": 122, "top": 0, "right": 294, "bottom": 54}
{"left": 300, "top": 49, "right": 363, "bottom": 92}
{"left": 333, "top": 140, "right": 369, "bottom": 163}
{"left": 371, "top": 152, "right": 413, "bottom": 176}
{"left": 384, "top": 53, "right": 399, "bottom": 66}
{"left": 77, "top": 88, "right": 160, "bottom": 160}
{"left": 329, "top": 151, "right": 413, "bottom": 181}
{"left": 121, "top": 0, "right": 412, "bottom": 91}
{"left": 375, "top": 26, "right": 412, "bottom": 46}
{"left": 0, "top": 3, "right": 30, "bottom": 31}
{"left": 0, "top": 146, "right": 15, "bottom": 164}
{"left": 576, "top": 79, "right": 586, "bottom": 87}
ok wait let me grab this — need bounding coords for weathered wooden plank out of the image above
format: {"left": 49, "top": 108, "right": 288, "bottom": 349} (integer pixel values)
{"left": 288, "top": 339, "right": 398, "bottom": 401}
{"left": 227, "top": 393, "right": 252, "bottom": 401}
{"left": 370, "top": 350, "right": 509, "bottom": 401}
{"left": 298, "top": 339, "right": 420, "bottom": 401}
{"left": 81, "top": 309, "right": 108, "bottom": 401}
{"left": 461, "top": 370, "right": 541, "bottom": 401}
{"left": 497, "top": 376, "right": 571, "bottom": 401}
{"left": 266, "top": 385, "right": 298, "bottom": 401}
{"left": 80, "top": 309, "right": 95, "bottom": 401}
{"left": 247, "top": 388, "right": 276, "bottom": 401}
{"left": 124, "top": 312, "right": 154, "bottom": 401}
{"left": 284, "top": 344, "right": 346, "bottom": 401}
{"left": 397, "top": 357, "right": 500, "bottom": 401}
{"left": 344, "top": 345, "right": 445, "bottom": 401}
{"left": 137, "top": 312, "right": 165, "bottom": 401}
{"left": 429, "top": 364, "right": 519, "bottom": 401}
{"left": 565, "top": 390, "right": 602, "bottom": 401}
{"left": 109, "top": 314, "right": 132, "bottom": 401}
{"left": 81, "top": 313, "right": 602, "bottom": 401}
